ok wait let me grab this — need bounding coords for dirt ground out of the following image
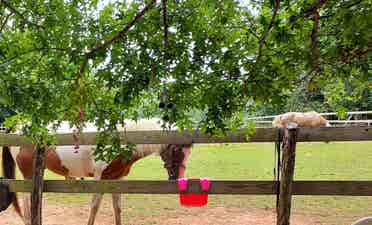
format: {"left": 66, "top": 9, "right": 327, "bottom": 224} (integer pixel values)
{"left": 0, "top": 203, "right": 324, "bottom": 225}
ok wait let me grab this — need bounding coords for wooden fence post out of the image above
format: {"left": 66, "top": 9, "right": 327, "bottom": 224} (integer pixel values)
{"left": 31, "top": 145, "right": 46, "bottom": 225}
{"left": 277, "top": 124, "right": 298, "bottom": 225}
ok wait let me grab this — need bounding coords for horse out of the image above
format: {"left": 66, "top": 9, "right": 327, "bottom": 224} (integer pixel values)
{"left": 1, "top": 119, "right": 192, "bottom": 225}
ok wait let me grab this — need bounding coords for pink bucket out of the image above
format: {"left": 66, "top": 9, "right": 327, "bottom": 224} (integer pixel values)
{"left": 177, "top": 178, "right": 211, "bottom": 207}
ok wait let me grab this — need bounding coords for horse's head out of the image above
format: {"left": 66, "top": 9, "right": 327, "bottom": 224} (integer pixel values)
{"left": 160, "top": 144, "right": 192, "bottom": 180}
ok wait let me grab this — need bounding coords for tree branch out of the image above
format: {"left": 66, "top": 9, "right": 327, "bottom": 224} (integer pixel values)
{"left": 242, "top": 0, "right": 281, "bottom": 93}
{"left": 246, "top": 27, "right": 261, "bottom": 42}
{"left": 76, "top": 58, "right": 88, "bottom": 82}
{"left": 242, "top": 17, "right": 262, "bottom": 42}
{"left": 310, "top": 11, "right": 320, "bottom": 72}
{"left": 0, "top": 47, "right": 73, "bottom": 68}
{"left": 75, "top": 0, "right": 158, "bottom": 82}
{"left": 0, "top": 0, "right": 44, "bottom": 29}
{"left": 256, "top": 0, "right": 281, "bottom": 65}
{"left": 162, "top": 0, "right": 169, "bottom": 54}
{"left": 289, "top": 0, "right": 327, "bottom": 23}
{"left": 343, "top": 0, "right": 363, "bottom": 9}
{"left": 309, "top": 0, "right": 328, "bottom": 73}
{"left": 85, "top": 0, "right": 157, "bottom": 58}
{"left": 339, "top": 46, "right": 372, "bottom": 62}
{"left": 0, "top": 11, "right": 12, "bottom": 32}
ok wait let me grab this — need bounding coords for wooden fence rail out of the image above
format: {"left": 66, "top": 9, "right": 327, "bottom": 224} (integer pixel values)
{"left": 0, "top": 126, "right": 371, "bottom": 145}
{"left": 2, "top": 179, "right": 372, "bottom": 196}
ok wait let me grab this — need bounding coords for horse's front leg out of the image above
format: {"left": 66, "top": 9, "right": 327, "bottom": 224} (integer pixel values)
{"left": 87, "top": 193, "right": 103, "bottom": 225}
{"left": 87, "top": 164, "right": 107, "bottom": 225}
{"left": 22, "top": 193, "right": 31, "bottom": 225}
{"left": 112, "top": 193, "right": 122, "bottom": 225}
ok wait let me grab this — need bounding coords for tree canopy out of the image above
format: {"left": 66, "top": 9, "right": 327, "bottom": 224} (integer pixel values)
{"left": 0, "top": 0, "right": 370, "bottom": 158}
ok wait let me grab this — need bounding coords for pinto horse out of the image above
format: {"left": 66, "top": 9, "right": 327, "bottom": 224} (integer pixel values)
{"left": 1, "top": 119, "right": 192, "bottom": 225}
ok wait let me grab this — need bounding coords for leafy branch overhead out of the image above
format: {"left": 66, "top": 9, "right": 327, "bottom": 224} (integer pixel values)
{"left": 0, "top": 0, "right": 370, "bottom": 156}
{"left": 75, "top": 0, "right": 158, "bottom": 82}
{"left": 256, "top": 0, "right": 281, "bottom": 66}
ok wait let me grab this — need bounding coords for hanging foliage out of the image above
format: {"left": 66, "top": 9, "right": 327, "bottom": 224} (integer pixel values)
{"left": 0, "top": 0, "right": 370, "bottom": 159}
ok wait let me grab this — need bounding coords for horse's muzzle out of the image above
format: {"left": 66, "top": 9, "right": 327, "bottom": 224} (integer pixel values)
{"left": 168, "top": 174, "right": 178, "bottom": 180}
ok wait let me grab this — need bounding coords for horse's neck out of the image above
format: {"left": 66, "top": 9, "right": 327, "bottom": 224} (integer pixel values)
{"left": 133, "top": 144, "right": 162, "bottom": 158}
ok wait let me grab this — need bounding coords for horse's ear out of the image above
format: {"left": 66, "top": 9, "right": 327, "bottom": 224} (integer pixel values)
{"left": 0, "top": 179, "right": 13, "bottom": 212}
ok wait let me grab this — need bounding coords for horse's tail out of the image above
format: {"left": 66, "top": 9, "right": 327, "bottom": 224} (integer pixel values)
{"left": 1, "top": 146, "right": 22, "bottom": 217}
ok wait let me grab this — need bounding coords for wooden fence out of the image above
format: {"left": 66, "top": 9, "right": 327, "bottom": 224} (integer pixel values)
{"left": 2, "top": 180, "right": 372, "bottom": 196}
{"left": 1, "top": 126, "right": 372, "bottom": 225}
{"left": 1, "top": 126, "right": 371, "bottom": 145}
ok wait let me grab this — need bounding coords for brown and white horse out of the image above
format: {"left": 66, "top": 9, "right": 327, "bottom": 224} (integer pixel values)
{"left": 1, "top": 119, "right": 192, "bottom": 225}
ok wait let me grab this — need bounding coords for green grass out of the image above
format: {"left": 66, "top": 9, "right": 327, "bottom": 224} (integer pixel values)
{"left": 125, "top": 142, "right": 372, "bottom": 225}
{"left": 2, "top": 142, "right": 372, "bottom": 224}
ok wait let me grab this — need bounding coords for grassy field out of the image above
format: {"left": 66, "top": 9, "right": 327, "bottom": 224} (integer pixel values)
{"left": 2, "top": 142, "right": 372, "bottom": 224}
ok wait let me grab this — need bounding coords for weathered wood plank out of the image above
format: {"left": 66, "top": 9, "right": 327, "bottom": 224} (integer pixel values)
{"left": 296, "top": 126, "right": 372, "bottom": 142}
{"left": 292, "top": 181, "right": 372, "bottom": 196}
{"left": 0, "top": 134, "right": 31, "bottom": 146}
{"left": 0, "top": 126, "right": 371, "bottom": 146}
{"left": 2, "top": 180, "right": 372, "bottom": 196}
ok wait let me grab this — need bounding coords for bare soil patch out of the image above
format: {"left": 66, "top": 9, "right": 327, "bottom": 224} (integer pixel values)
{"left": 0, "top": 203, "right": 324, "bottom": 225}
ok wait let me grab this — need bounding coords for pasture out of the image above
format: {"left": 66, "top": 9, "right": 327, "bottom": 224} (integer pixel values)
{"left": 1, "top": 142, "right": 372, "bottom": 225}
